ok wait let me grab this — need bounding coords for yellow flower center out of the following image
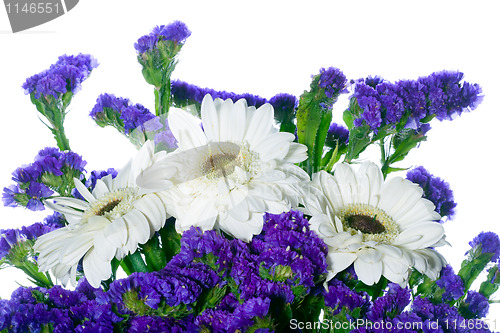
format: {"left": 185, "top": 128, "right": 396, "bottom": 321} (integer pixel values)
{"left": 82, "top": 188, "right": 139, "bottom": 223}
{"left": 338, "top": 203, "right": 399, "bottom": 243}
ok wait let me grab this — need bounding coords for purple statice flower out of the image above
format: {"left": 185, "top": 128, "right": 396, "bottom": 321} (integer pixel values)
{"left": 317, "top": 67, "right": 348, "bottom": 100}
{"left": 323, "top": 279, "right": 370, "bottom": 315}
{"left": 11, "top": 165, "right": 41, "bottom": 183}
{"left": 357, "top": 95, "right": 382, "bottom": 130}
{"left": 366, "top": 283, "right": 411, "bottom": 321}
{"left": 22, "top": 54, "right": 98, "bottom": 98}
{"left": 171, "top": 79, "right": 267, "bottom": 109}
{"left": 2, "top": 184, "right": 21, "bottom": 207}
{"left": 72, "top": 301, "right": 121, "bottom": 333}
{"left": 406, "top": 166, "right": 456, "bottom": 220}
{"left": 351, "top": 71, "right": 482, "bottom": 132}
{"left": 436, "top": 265, "right": 465, "bottom": 302}
{"left": 462, "top": 291, "right": 489, "bottom": 318}
{"left": 43, "top": 212, "right": 66, "bottom": 227}
{"left": 90, "top": 93, "right": 130, "bottom": 118}
{"left": 134, "top": 21, "right": 191, "bottom": 54}
{"left": 196, "top": 297, "right": 271, "bottom": 332}
{"left": 34, "top": 147, "right": 87, "bottom": 176}
{"left": 252, "top": 211, "right": 328, "bottom": 291}
{"left": 326, "top": 122, "right": 349, "bottom": 148}
{"left": 25, "top": 182, "right": 53, "bottom": 211}
{"left": 469, "top": 232, "right": 500, "bottom": 263}
{"left": 127, "top": 315, "right": 198, "bottom": 333}
{"left": 90, "top": 93, "right": 159, "bottom": 135}
{"left": 20, "top": 222, "right": 59, "bottom": 240}
{"left": 269, "top": 93, "right": 298, "bottom": 124}
{"left": 0, "top": 229, "right": 22, "bottom": 260}
{"left": 120, "top": 104, "right": 157, "bottom": 134}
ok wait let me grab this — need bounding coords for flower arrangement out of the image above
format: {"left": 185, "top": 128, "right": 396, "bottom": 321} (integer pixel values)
{"left": 0, "top": 20, "right": 498, "bottom": 333}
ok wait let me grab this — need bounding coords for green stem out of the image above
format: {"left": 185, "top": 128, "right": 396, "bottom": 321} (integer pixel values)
{"left": 18, "top": 263, "right": 54, "bottom": 288}
{"left": 51, "top": 125, "right": 71, "bottom": 151}
{"left": 155, "top": 77, "right": 171, "bottom": 116}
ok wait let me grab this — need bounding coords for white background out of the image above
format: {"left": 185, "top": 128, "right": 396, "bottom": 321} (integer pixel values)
{"left": 1, "top": 0, "right": 499, "bottom": 323}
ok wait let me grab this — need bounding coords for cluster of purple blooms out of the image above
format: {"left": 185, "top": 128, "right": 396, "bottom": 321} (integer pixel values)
{"left": 22, "top": 54, "right": 98, "bottom": 99}
{"left": 2, "top": 147, "right": 86, "bottom": 211}
{"left": 134, "top": 21, "right": 192, "bottom": 54}
{"left": 90, "top": 93, "right": 177, "bottom": 148}
{"left": 406, "top": 166, "right": 457, "bottom": 220}
{"left": 325, "top": 122, "right": 350, "bottom": 149}
{"left": 0, "top": 212, "right": 63, "bottom": 262}
{"left": 323, "top": 280, "right": 492, "bottom": 332}
{"left": 351, "top": 71, "right": 483, "bottom": 132}
{"left": 317, "top": 67, "right": 349, "bottom": 104}
{"left": 3, "top": 211, "right": 494, "bottom": 332}
{"left": 0, "top": 210, "right": 327, "bottom": 332}
{"left": 171, "top": 79, "right": 268, "bottom": 109}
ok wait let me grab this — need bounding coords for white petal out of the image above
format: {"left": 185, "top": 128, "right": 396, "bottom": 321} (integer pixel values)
{"left": 103, "top": 217, "right": 129, "bottom": 248}
{"left": 93, "top": 232, "right": 117, "bottom": 262}
{"left": 83, "top": 248, "right": 112, "bottom": 288}
{"left": 284, "top": 142, "right": 308, "bottom": 163}
{"left": 395, "top": 222, "right": 445, "bottom": 249}
{"left": 326, "top": 252, "right": 357, "bottom": 276}
{"left": 229, "top": 99, "right": 248, "bottom": 142}
{"left": 253, "top": 132, "right": 294, "bottom": 161}
{"left": 201, "top": 95, "right": 220, "bottom": 141}
{"left": 169, "top": 107, "right": 207, "bottom": 149}
{"left": 123, "top": 209, "right": 151, "bottom": 245}
{"left": 73, "top": 178, "right": 95, "bottom": 203}
{"left": 354, "top": 257, "right": 383, "bottom": 285}
{"left": 134, "top": 194, "right": 168, "bottom": 232}
{"left": 244, "top": 103, "right": 273, "bottom": 149}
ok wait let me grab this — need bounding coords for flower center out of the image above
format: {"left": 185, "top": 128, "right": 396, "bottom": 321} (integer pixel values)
{"left": 346, "top": 214, "right": 386, "bottom": 234}
{"left": 201, "top": 152, "right": 239, "bottom": 179}
{"left": 82, "top": 188, "right": 139, "bottom": 223}
{"left": 338, "top": 203, "right": 399, "bottom": 243}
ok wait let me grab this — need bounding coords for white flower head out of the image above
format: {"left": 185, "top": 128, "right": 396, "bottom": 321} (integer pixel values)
{"left": 303, "top": 161, "right": 447, "bottom": 286}
{"left": 137, "top": 95, "right": 309, "bottom": 242}
{"left": 34, "top": 141, "right": 171, "bottom": 288}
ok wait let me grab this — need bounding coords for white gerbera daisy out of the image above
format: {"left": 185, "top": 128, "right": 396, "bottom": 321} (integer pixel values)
{"left": 34, "top": 141, "right": 171, "bottom": 288}
{"left": 303, "top": 162, "right": 447, "bottom": 286}
{"left": 137, "top": 95, "right": 309, "bottom": 242}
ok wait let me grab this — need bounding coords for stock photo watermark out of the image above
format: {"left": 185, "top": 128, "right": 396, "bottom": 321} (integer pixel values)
{"left": 289, "top": 318, "right": 498, "bottom": 331}
{"left": 3, "top": 0, "right": 78, "bottom": 32}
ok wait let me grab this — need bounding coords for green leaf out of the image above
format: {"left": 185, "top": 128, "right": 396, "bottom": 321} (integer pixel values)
{"left": 479, "top": 266, "right": 500, "bottom": 299}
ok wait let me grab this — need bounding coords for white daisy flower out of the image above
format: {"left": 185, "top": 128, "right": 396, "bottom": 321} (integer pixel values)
{"left": 137, "top": 95, "right": 309, "bottom": 242}
{"left": 34, "top": 141, "right": 171, "bottom": 288}
{"left": 303, "top": 162, "right": 447, "bottom": 286}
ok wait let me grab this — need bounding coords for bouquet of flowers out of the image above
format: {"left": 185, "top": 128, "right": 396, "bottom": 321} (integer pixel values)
{"left": 1, "top": 21, "right": 498, "bottom": 333}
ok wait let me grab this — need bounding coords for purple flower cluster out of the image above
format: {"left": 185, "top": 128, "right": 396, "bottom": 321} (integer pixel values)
{"left": 171, "top": 79, "right": 268, "bottom": 109}
{"left": 317, "top": 67, "right": 348, "bottom": 101}
{"left": 168, "top": 210, "right": 327, "bottom": 331}
{"left": 0, "top": 214, "right": 61, "bottom": 262}
{"left": 268, "top": 93, "right": 298, "bottom": 124}
{"left": 134, "top": 21, "right": 191, "bottom": 54}
{"left": 351, "top": 71, "right": 483, "bottom": 131}
{"left": 436, "top": 265, "right": 465, "bottom": 302}
{"left": 90, "top": 93, "right": 159, "bottom": 134}
{"left": 469, "top": 232, "right": 500, "bottom": 263}
{"left": 2, "top": 148, "right": 86, "bottom": 211}
{"left": 22, "top": 54, "right": 98, "bottom": 99}
{"left": 406, "top": 166, "right": 457, "bottom": 220}
{"left": 325, "top": 122, "right": 349, "bottom": 148}
{"left": 0, "top": 285, "right": 121, "bottom": 333}
{"left": 323, "top": 279, "right": 370, "bottom": 315}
